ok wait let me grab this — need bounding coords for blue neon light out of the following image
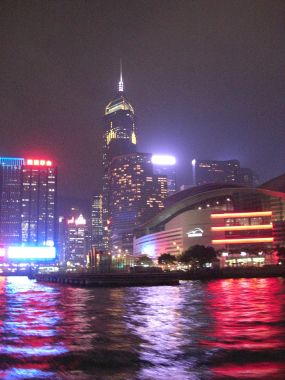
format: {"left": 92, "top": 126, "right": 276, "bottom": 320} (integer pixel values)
{"left": 7, "top": 246, "right": 56, "bottom": 260}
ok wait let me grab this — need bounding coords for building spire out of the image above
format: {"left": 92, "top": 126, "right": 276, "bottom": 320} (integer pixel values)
{"left": 118, "top": 59, "right": 124, "bottom": 92}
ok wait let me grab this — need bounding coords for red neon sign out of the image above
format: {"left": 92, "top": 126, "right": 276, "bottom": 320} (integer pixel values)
{"left": 211, "top": 211, "right": 272, "bottom": 219}
{"left": 26, "top": 159, "right": 53, "bottom": 167}
{"left": 211, "top": 224, "right": 273, "bottom": 232}
{"left": 212, "top": 237, "right": 274, "bottom": 245}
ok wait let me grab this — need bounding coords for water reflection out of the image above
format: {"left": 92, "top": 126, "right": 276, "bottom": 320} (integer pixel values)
{"left": 204, "top": 278, "right": 285, "bottom": 379}
{"left": 0, "top": 276, "right": 284, "bottom": 379}
{"left": 0, "top": 276, "right": 67, "bottom": 379}
{"left": 124, "top": 284, "right": 213, "bottom": 379}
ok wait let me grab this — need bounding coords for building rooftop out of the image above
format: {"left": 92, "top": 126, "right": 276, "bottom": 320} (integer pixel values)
{"left": 105, "top": 95, "right": 134, "bottom": 115}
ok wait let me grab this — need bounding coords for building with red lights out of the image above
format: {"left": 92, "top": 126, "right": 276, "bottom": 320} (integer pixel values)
{"left": 0, "top": 157, "right": 57, "bottom": 259}
{"left": 134, "top": 183, "right": 285, "bottom": 267}
{"left": 21, "top": 159, "right": 57, "bottom": 246}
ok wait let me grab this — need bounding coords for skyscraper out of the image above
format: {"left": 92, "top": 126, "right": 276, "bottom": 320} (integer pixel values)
{"left": 91, "top": 194, "right": 104, "bottom": 251}
{"left": 192, "top": 159, "right": 258, "bottom": 187}
{"left": 0, "top": 157, "right": 57, "bottom": 249}
{"left": 109, "top": 152, "right": 167, "bottom": 254}
{"left": 0, "top": 157, "right": 24, "bottom": 245}
{"left": 151, "top": 154, "right": 177, "bottom": 196}
{"left": 0, "top": 157, "right": 57, "bottom": 261}
{"left": 21, "top": 159, "right": 57, "bottom": 246}
{"left": 102, "top": 65, "right": 137, "bottom": 251}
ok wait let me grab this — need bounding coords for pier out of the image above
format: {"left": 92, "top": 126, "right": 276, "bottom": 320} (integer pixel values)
{"left": 34, "top": 271, "right": 180, "bottom": 287}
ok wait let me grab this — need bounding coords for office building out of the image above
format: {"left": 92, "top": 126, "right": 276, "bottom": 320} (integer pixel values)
{"left": 151, "top": 154, "right": 177, "bottom": 196}
{"left": 192, "top": 159, "right": 258, "bottom": 187}
{"left": 0, "top": 157, "right": 57, "bottom": 262}
{"left": 91, "top": 194, "right": 104, "bottom": 251}
{"left": 64, "top": 211, "right": 89, "bottom": 268}
{"left": 0, "top": 157, "right": 24, "bottom": 245}
{"left": 0, "top": 157, "right": 57, "bottom": 247}
{"left": 109, "top": 152, "right": 168, "bottom": 254}
{"left": 21, "top": 159, "right": 57, "bottom": 246}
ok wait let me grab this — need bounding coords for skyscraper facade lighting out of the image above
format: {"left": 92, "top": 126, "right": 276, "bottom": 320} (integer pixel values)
{"left": 65, "top": 213, "right": 89, "bottom": 268}
{"left": 21, "top": 159, "right": 57, "bottom": 247}
{"left": 151, "top": 154, "right": 177, "bottom": 196}
{"left": 0, "top": 157, "right": 24, "bottom": 245}
{"left": 0, "top": 157, "right": 57, "bottom": 261}
{"left": 109, "top": 152, "right": 168, "bottom": 254}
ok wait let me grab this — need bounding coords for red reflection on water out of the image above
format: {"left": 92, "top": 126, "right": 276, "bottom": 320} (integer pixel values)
{"left": 212, "top": 362, "right": 285, "bottom": 379}
{"left": 203, "top": 278, "right": 285, "bottom": 350}
{"left": 202, "top": 278, "right": 285, "bottom": 379}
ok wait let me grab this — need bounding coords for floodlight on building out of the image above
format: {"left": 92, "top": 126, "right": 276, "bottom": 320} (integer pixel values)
{"left": 151, "top": 155, "right": 176, "bottom": 166}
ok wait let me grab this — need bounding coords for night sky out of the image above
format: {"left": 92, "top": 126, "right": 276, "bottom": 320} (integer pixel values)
{"left": 1, "top": 0, "right": 284, "bottom": 203}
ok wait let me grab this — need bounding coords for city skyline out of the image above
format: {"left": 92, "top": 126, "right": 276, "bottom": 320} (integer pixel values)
{"left": 0, "top": 0, "right": 284, "bottom": 201}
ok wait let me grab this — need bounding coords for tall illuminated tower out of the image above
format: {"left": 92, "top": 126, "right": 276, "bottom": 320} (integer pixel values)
{"left": 102, "top": 64, "right": 137, "bottom": 251}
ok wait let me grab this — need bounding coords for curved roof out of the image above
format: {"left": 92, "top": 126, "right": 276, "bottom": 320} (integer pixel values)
{"left": 260, "top": 173, "right": 285, "bottom": 194}
{"left": 136, "top": 184, "right": 285, "bottom": 236}
{"left": 105, "top": 95, "right": 134, "bottom": 115}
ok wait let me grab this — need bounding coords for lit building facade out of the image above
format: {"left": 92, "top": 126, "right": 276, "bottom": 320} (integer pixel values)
{"left": 91, "top": 194, "right": 104, "bottom": 251}
{"left": 134, "top": 182, "right": 285, "bottom": 266}
{"left": 102, "top": 68, "right": 137, "bottom": 251}
{"left": 109, "top": 152, "right": 168, "bottom": 254}
{"left": 64, "top": 212, "right": 89, "bottom": 268}
{"left": 0, "top": 157, "right": 24, "bottom": 245}
{"left": 21, "top": 159, "right": 57, "bottom": 246}
{"left": 0, "top": 157, "right": 57, "bottom": 262}
{"left": 192, "top": 159, "right": 258, "bottom": 187}
{"left": 151, "top": 154, "right": 177, "bottom": 196}
{"left": 0, "top": 158, "right": 57, "bottom": 247}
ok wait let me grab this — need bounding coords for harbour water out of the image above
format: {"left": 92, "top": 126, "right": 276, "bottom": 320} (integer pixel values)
{"left": 0, "top": 276, "right": 284, "bottom": 379}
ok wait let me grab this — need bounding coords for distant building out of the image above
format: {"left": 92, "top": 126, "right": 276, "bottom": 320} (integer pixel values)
{"left": 151, "top": 154, "right": 177, "bottom": 196}
{"left": 192, "top": 159, "right": 258, "bottom": 187}
{"left": 64, "top": 211, "right": 90, "bottom": 268}
{"left": 109, "top": 152, "right": 168, "bottom": 254}
{"left": 57, "top": 216, "right": 66, "bottom": 265}
{"left": 91, "top": 194, "right": 104, "bottom": 251}
{"left": 102, "top": 65, "right": 137, "bottom": 251}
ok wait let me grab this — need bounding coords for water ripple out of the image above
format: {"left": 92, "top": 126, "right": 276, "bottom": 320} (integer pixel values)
{"left": 0, "top": 276, "right": 284, "bottom": 379}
